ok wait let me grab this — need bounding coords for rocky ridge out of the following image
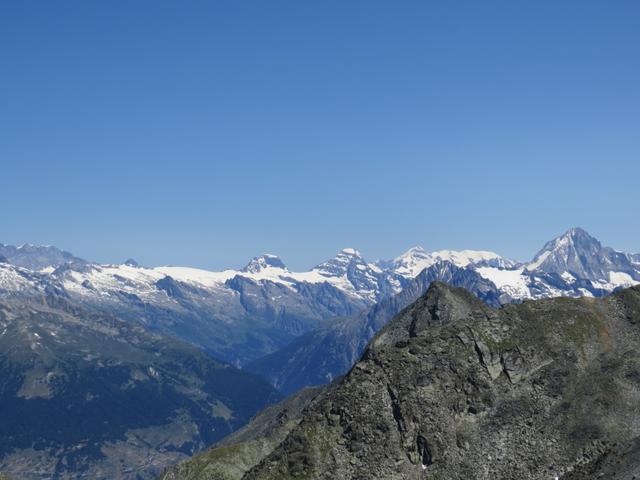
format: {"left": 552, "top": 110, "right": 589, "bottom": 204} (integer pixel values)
{"left": 233, "top": 282, "right": 640, "bottom": 479}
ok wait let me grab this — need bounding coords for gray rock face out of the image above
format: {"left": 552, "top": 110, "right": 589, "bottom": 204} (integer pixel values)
{"left": 561, "top": 436, "right": 640, "bottom": 479}
{"left": 240, "top": 283, "right": 640, "bottom": 480}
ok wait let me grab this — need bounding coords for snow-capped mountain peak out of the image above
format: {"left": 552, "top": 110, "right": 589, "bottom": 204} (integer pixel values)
{"left": 314, "top": 248, "right": 366, "bottom": 274}
{"left": 394, "top": 245, "right": 429, "bottom": 262}
{"left": 308, "top": 248, "right": 386, "bottom": 301}
{"left": 242, "top": 254, "right": 287, "bottom": 274}
{"left": 385, "top": 245, "right": 431, "bottom": 278}
{"left": 545, "top": 227, "right": 600, "bottom": 252}
{"left": 526, "top": 227, "right": 621, "bottom": 279}
{"left": 400, "top": 245, "right": 428, "bottom": 255}
{"left": 385, "top": 246, "right": 513, "bottom": 279}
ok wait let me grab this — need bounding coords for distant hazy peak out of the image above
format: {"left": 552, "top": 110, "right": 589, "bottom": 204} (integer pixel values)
{"left": 528, "top": 227, "right": 601, "bottom": 267}
{"left": 314, "top": 248, "right": 369, "bottom": 271}
{"left": 0, "top": 242, "right": 86, "bottom": 270}
{"left": 242, "top": 254, "right": 287, "bottom": 273}
{"left": 526, "top": 227, "right": 638, "bottom": 282}
{"left": 393, "top": 245, "right": 430, "bottom": 262}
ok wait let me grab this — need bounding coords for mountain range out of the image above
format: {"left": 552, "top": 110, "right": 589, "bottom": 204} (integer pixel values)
{"left": 2, "top": 228, "right": 638, "bottom": 369}
{"left": 1, "top": 228, "right": 639, "bottom": 394}
{"left": 248, "top": 227, "right": 640, "bottom": 394}
{"left": 0, "top": 227, "right": 638, "bottom": 478}
{"left": 162, "top": 282, "right": 640, "bottom": 479}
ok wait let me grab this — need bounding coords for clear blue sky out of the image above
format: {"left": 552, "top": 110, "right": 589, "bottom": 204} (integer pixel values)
{"left": 1, "top": 1, "right": 639, "bottom": 270}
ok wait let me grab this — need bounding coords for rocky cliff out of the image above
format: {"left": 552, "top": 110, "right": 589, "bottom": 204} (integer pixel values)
{"left": 225, "top": 282, "right": 640, "bottom": 479}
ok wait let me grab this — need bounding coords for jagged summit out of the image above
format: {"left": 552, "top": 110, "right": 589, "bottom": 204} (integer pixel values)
{"left": 542, "top": 226, "right": 600, "bottom": 251}
{"left": 309, "top": 248, "right": 389, "bottom": 301}
{"left": 526, "top": 227, "right": 638, "bottom": 282}
{"left": 242, "top": 254, "right": 287, "bottom": 273}
{"left": 239, "top": 284, "right": 640, "bottom": 480}
{"left": 529, "top": 227, "right": 600, "bottom": 265}
{"left": 313, "top": 248, "right": 368, "bottom": 273}
{"left": 389, "top": 245, "right": 431, "bottom": 266}
{"left": 371, "top": 281, "right": 489, "bottom": 350}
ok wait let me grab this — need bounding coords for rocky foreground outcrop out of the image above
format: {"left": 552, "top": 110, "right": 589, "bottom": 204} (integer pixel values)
{"left": 168, "top": 282, "right": 640, "bottom": 479}
{"left": 159, "top": 387, "right": 326, "bottom": 480}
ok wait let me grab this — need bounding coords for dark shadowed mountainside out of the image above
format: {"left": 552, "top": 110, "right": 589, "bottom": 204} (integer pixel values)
{"left": 0, "top": 296, "right": 280, "bottom": 480}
